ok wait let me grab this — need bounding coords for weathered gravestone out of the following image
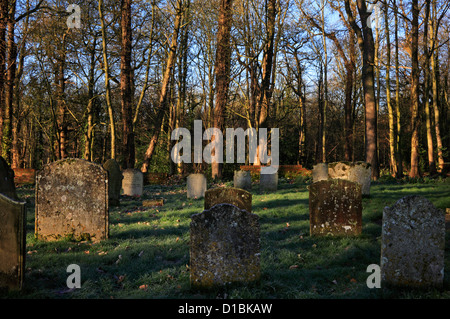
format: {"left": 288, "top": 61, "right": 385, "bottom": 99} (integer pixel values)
{"left": 121, "top": 169, "right": 143, "bottom": 197}
{"left": 35, "top": 158, "right": 109, "bottom": 242}
{"left": 0, "top": 193, "right": 26, "bottom": 290}
{"left": 190, "top": 203, "right": 260, "bottom": 289}
{"left": 233, "top": 170, "right": 252, "bottom": 191}
{"left": 0, "top": 156, "right": 18, "bottom": 200}
{"left": 204, "top": 187, "right": 252, "bottom": 213}
{"left": 312, "top": 163, "right": 329, "bottom": 183}
{"left": 103, "top": 159, "right": 123, "bottom": 206}
{"left": 187, "top": 173, "right": 207, "bottom": 199}
{"left": 380, "top": 195, "right": 445, "bottom": 288}
{"left": 328, "top": 161, "right": 371, "bottom": 196}
{"left": 259, "top": 172, "right": 278, "bottom": 192}
{"left": 309, "top": 179, "right": 362, "bottom": 236}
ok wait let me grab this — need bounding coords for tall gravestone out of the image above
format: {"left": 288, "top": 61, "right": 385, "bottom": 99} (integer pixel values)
{"left": 328, "top": 161, "right": 371, "bottom": 196}
{"left": 103, "top": 159, "right": 123, "bottom": 206}
{"left": 309, "top": 179, "right": 362, "bottom": 236}
{"left": 121, "top": 169, "right": 143, "bottom": 197}
{"left": 312, "top": 163, "right": 328, "bottom": 183}
{"left": 233, "top": 170, "right": 252, "bottom": 191}
{"left": 259, "top": 172, "right": 278, "bottom": 192}
{"left": 190, "top": 203, "right": 260, "bottom": 289}
{"left": 204, "top": 187, "right": 252, "bottom": 213}
{"left": 0, "top": 156, "right": 18, "bottom": 200}
{"left": 381, "top": 195, "right": 445, "bottom": 288}
{"left": 187, "top": 173, "right": 207, "bottom": 199}
{"left": 0, "top": 193, "right": 26, "bottom": 290}
{"left": 35, "top": 158, "right": 109, "bottom": 242}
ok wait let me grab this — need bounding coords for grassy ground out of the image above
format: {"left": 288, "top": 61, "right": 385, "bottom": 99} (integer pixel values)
{"left": 2, "top": 176, "right": 450, "bottom": 299}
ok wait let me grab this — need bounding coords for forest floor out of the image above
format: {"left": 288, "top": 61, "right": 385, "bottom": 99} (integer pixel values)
{"left": 2, "top": 175, "right": 450, "bottom": 300}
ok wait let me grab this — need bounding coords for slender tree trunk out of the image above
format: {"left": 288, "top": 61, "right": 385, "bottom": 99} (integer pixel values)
{"left": 212, "top": 0, "right": 233, "bottom": 179}
{"left": 5, "top": 0, "right": 16, "bottom": 165}
{"left": 84, "top": 36, "right": 97, "bottom": 162}
{"left": 99, "top": 0, "right": 116, "bottom": 159}
{"left": 56, "top": 33, "right": 67, "bottom": 160}
{"left": 141, "top": 0, "right": 184, "bottom": 173}
{"left": 394, "top": 0, "right": 403, "bottom": 177}
{"left": 121, "top": 0, "right": 134, "bottom": 169}
{"left": 409, "top": 0, "right": 420, "bottom": 178}
{"left": 0, "top": 0, "right": 6, "bottom": 156}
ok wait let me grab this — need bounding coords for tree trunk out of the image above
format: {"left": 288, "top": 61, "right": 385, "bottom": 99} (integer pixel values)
{"left": 409, "top": 0, "right": 420, "bottom": 178}
{"left": 394, "top": 0, "right": 403, "bottom": 178}
{"left": 141, "top": 0, "right": 184, "bottom": 173}
{"left": 384, "top": 0, "right": 397, "bottom": 176}
{"left": 120, "top": 0, "right": 134, "bottom": 169}
{"left": 212, "top": 0, "right": 233, "bottom": 179}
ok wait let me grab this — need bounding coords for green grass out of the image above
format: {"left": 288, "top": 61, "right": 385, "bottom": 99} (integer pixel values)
{"left": 3, "top": 177, "right": 450, "bottom": 299}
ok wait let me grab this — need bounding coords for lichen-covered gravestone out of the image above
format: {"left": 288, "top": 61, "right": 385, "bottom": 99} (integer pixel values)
{"left": 121, "top": 169, "right": 143, "bottom": 197}
{"left": 103, "top": 159, "right": 123, "bottom": 206}
{"left": 312, "top": 163, "right": 329, "bottom": 183}
{"left": 35, "top": 158, "right": 109, "bottom": 242}
{"left": 309, "top": 179, "right": 362, "bottom": 236}
{"left": 204, "top": 187, "right": 252, "bottom": 213}
{"left": 233, "top": 170, "right": 252, "bottom": 191}
{"left": 259, "top": 172, "right": 278, "bottom": 192}
{"left": 0, "top": 193, "right": 26, "bottom": 290}
{"left": 0, "top": 156, "right": 18, "bottom": 200}
{"left": 380, "top": 195, "right": 445, "bottom": 288}
{"left": 328, "top": 161, "right": 371, "bottom": 196}
{"left": 187, "top": 173, "right": 207, "bottom": 199}
{"left": 190, "top": 203, "right": 260, "bottom": 289}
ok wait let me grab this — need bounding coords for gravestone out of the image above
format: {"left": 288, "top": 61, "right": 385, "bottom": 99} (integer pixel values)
{"left": 35, "top": 158, "right": 109, "bottom": 242}
{"left": 328, "top": 161, "right": 371, "bottom": 196}
{"left": 380, "top": 195, "right": 445, "bottom": 288}
{"left": 259, "top": 172, "right": 278, "bottom": 192}
{"left": 121, "top": 169, "right": 143, "bottom": 197}
{"left": 205, "top": 187, "right": 252, "bottom": 213}
{"left": 190, "top": 203, "right": 260, "bottom": 289}
{"left": 0, "top": 193, "right": 26, "bottom": 290}
{"left": 309, "top": 179, "right": 362, "bottom": 236}
{"left": 312, "top": 163, "right": 329, "bottom": 183}
{"left": 233, "top": 170, "right": 252, "bottom": 191}
{"left": 0, "top": 156, "right": 18, "bottom": 200}
{"left": 103, "top": 159, "right": 123, "bottom": 206}
{"left": 187, "top": 173, "right": 207, "bottom": 199}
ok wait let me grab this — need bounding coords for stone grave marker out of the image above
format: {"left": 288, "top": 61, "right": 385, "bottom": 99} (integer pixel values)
{"left": 328, "top": 161, "right": 371, "bottom": 196}
{"left": 312, "top": 163, "right": 329, "bottom": 183}
{"left": 204, "top": 187, "right": 252, "bottom": 213}
{"left": 0, "top": 156, "right": 18, "bottom": 200}
{"left": 381, "top": 195, "right": 445, "bottom": 288}
{"left": 187, "top": 173, "right": 207, "bottom": 199}
{"left": 103, "top": 159, "right": 123, "bottom": 206}
{"left": 0, "top": 193, "right": 26, "bottom": 290}
{"left": 309, "top": 179, "right": 362, "bottom": 236}
{"left": 35, "top": 158, "right": 109, "bottom": 242}
{"left": 121, "top": 169, "right": 143, "bottom": 197}
{"left": 233, "top": 170, "right": 252, "bottom": 191}
{"left": 259, "top": 172, "right": 278, "bottom": 192}
{"left": 190, "top": 203, "right": 260, "bottom": 289}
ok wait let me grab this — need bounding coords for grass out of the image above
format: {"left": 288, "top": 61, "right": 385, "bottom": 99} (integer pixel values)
{"left": 2, "top": 176, "right": 450, "bottom": 299}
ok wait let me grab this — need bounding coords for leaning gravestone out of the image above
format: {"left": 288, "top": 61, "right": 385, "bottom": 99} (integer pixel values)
{"left": 35, "top": 158, "right": 109, "bottom": 242}
{"left": 259, "top": 172, "right": 278, "bottom": 192}
{"left": 0, "top": 156, "right": 18, "bottom": 200}
{"left": 309, "top": 179, "right": 362, "bottom": 236}
{"left": 312, "top": 163, "right": 329, "bottom": 183}
{"left": 103, "top": 159, "right": 123, "bottom": 206}
{"left": 328, "top": 161, "right": 371, "bottom": 196}
{"left": 205, "top": 187, "right": 252, "bottom": 213}
{"left": 190, "top": 203, "right": 260, "bottom": 289}
{"left": 380, "top": 195, "right": 445, "bottom": 288}
{"left": 187, "top": 173, "right": 207, "bottom": 199}
{"left": 233, "top": 170, "right": 252, "bottom": 191}
{"left": 121, "top": 169, "right": 143, "bottom": 197}
{"left": 0, "top": 193, "right": 26, "bottom": 290}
